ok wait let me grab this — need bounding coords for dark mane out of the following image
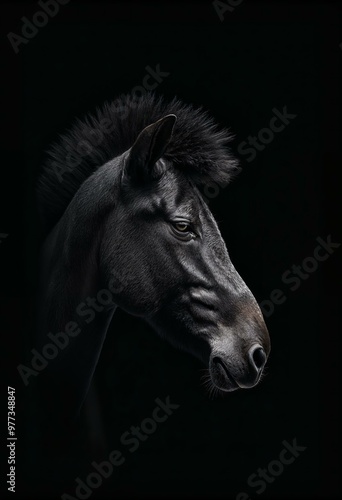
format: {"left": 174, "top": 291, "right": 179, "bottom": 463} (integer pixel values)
{"left": 37, "top": 92, "right": 238, "bottom": 232}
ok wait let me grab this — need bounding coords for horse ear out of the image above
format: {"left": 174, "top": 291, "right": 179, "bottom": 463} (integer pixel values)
{"left": 126, "top": 114, "right": 177, "bottom": 182}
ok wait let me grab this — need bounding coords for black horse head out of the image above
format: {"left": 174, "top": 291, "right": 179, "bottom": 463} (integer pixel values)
{"left": 37, "top": 93, "right": 270, "bottom": 404}
{"left": 98, "top": 114, "right": 270, "bottom": 392}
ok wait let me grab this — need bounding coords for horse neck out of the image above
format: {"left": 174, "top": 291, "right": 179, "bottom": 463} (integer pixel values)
{"left": 36, "top": 161, "right": 119, "bottom": 417}
{"left": 38, "top": 159, "right": 121, "bottom": 332}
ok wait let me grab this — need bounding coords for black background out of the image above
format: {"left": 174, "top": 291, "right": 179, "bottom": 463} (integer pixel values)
{"left": 1, "top": 1, "right": 341, "bottom": 499}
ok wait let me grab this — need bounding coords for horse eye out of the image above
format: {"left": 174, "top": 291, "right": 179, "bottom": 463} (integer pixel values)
{"left": 174, "top": 222, "right": 189, "bottom": 232}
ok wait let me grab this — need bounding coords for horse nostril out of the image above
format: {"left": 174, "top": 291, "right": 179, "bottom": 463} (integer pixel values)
{"left": 248, "top": 345, "right": 266, "bottom": 371}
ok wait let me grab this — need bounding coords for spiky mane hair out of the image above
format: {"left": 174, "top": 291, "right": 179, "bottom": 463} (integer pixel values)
{"left": 36, "top": 92, "right": 239, "bottom": 232}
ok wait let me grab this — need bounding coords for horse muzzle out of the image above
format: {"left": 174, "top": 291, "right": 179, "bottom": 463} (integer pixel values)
{"left": 209, "top": 343, "right": 268, "bottom": 392}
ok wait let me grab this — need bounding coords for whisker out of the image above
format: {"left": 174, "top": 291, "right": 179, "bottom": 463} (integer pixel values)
{"left": 199, "top": 368, "right": 228, "bottom": 400}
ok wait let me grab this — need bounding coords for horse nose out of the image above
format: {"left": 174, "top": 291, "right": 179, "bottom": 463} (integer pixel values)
{"left": 248, "top": 344, "right": 267, "bottom": 374}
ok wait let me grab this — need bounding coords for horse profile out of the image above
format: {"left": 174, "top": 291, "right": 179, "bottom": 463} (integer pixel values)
{"left": 36, "top": 92, "right": 270, "bottom": 420}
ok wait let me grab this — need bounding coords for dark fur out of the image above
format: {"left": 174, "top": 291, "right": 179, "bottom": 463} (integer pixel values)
{"left": 36, "top": 93, "right": 270, "bottom": 421}
{"left": 37, "top": 92, "right": 238, "bottom": 232}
